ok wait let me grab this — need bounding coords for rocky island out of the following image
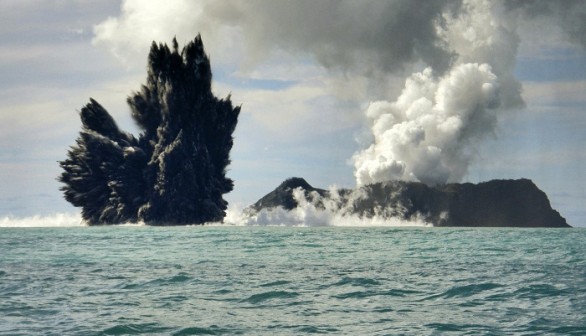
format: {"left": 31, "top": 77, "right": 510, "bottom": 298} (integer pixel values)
{"left": 247, "top": 177, "right": 570, "bottom": 227}
{"left": 58, "top": 35, "right": 571, "bottom": 228}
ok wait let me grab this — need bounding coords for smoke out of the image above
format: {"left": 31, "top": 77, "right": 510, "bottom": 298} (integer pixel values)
{"left": 91, "top": 0, "right": 586, "bottom": 194}
{"left": 353, "top": 0, "right": 524, "bottom": 186}
{"left": 95, "top": 0, "right": 586, "bottom": 73}
{"left": 353, "top": 63, "right": 502, "bottom": 185}
{"left": 503, "top": 0, "right": 586, "bottom": 48}
{"left": 200, "top": 0, "right": 458, "bottom": 75}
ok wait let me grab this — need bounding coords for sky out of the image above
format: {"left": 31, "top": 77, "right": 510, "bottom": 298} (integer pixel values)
{"left": 0, "top": 0, "right": 585, "bottom": 226}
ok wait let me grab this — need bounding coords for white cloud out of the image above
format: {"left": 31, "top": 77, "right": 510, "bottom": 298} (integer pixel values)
{"left": 92, "top": 0, "right": 246, "bottom": 69}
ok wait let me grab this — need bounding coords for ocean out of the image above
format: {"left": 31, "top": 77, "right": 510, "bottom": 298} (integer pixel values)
{"left": 1, "top": 224, "right": 585, "bottom": 335}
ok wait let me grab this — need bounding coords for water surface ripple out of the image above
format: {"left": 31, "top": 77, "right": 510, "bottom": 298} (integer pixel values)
{"left": 1, "top": 227, "right": 584, "bottom": 335}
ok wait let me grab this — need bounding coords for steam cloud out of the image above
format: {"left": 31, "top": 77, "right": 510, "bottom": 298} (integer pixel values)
{"left": 59, "top": 36, "right": 240, "bottom": 225}
{"left": 194, "top": 0, "right": 585, "bottom": 73}
{"left": 207, "top": 0, "right": 584, "bottom": 187}
{"left": 202, "top": 0, "right": 583, "bottom": 188}
{"left": 354, "top": 0, "right": 521, "bottom": 186}
{"left": 95, "top": 1, "right": 586, "bottom": 72}
{"left": 94, "top": 0, "right": 586, "bottom": 190}
{"left": 347, "top": 0, "right": 584, "bottom": 186}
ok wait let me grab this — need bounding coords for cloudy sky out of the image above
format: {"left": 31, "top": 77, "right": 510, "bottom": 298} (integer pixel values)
{"left": 1, "top": 0, "right": 585, "bottom": 226}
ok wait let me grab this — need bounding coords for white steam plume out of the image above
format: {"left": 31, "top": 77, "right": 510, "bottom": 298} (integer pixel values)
{"left": 229, "top": 187, "right": 430, "bottom": 227}
{"left": 93, "top": 0, "right": 586, "bottom": 190}
{"left": 353, "top": 0, "right": 522, "bottom": 186}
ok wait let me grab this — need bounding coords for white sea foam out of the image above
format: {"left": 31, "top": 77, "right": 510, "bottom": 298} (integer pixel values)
{"left": 229, "top": 207, "right": 430, "bottom": 227}
{"left": 224, "top": 188, "right": 431, "bottom": 228}
{"left": 0, "top": 213, "right": 85, "bottom": 227}
{"left": 2, "top": 199, "right": 430, "bottom": 228}
{"left": 0, "top": 211, "right": 429, "bottom": 228}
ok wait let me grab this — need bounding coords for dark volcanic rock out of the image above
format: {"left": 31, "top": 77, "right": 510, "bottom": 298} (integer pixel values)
{"left": 251, "top": 177, "right": 326, "bottom": 211}
{"left": 247, "top": 177, "right": 570, "bottom": 227}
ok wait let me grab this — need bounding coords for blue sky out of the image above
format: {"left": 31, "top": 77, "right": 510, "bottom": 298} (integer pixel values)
{"left": 0, "top": 1, "right": 585, "bottom": 226}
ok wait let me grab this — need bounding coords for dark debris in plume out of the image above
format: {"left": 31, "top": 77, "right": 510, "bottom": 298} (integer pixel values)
{"left": 59, "top": 35, "right": 240, "bottom": 225}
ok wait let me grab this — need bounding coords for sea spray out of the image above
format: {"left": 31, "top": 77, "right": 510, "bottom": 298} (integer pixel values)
{"left": 234, "top": 187, "right": 431, "bottom": 227}
{"left": 0, "top": 207, "right": 429, "bottom": 228}
{"left": 0, "top": 213, "right": 144, "bottom": 227}
{"left": 0, "top": 213, "right": 84, "bottom": 228}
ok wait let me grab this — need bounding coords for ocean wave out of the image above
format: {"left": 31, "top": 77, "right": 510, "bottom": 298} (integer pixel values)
{"left": 241, "top": 290, "right": 300, "bottom": 304}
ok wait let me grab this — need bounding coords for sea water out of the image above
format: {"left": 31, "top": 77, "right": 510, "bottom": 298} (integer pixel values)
{"left": 1, "top": 225, "right": 585, "bottom": 335}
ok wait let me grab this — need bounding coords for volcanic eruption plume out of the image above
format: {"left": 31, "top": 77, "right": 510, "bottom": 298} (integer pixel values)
{"left": 353, "top": 0, "right": 523, "bottom": 186}
{"left": 59, "top": 35, "right": 240, "bottom": 225}
{"left": 92, "top": 0, "right": 586, "bottom": 189}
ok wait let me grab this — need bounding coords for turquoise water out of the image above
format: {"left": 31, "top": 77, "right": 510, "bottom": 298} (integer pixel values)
{"left": 1, "top": 226, "right": 585, "bottom": 335}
